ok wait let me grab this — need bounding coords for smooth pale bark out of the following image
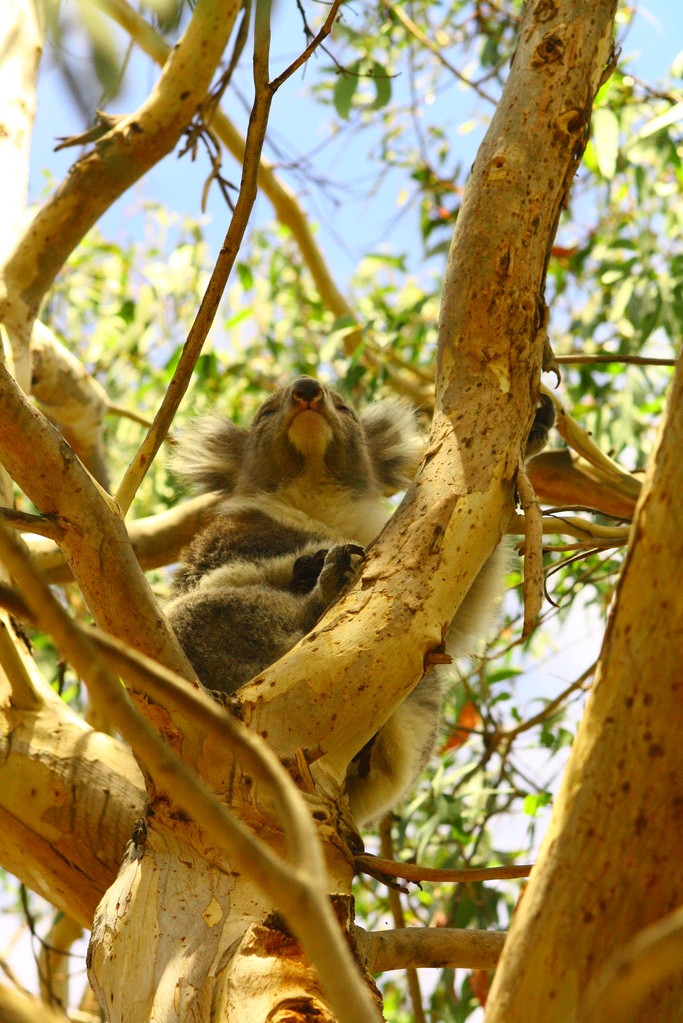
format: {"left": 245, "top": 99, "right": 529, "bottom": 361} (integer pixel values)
{"left": 31, "top": 322, "right": 111, "bottom": 488}
{"left": 89, "top": 829, "right": 377, "bottom": 1023}
{"left": 0, "top": 983, "right": 71, "bottom": 1023}
{"left": 0, "top": 680, "right": 144, "bottom": 926}
{"left": 484, "top": 359, "right": 683, "bottom": 1022}
{"left": 357, "top": 927, "right": 506, "bottom": 973}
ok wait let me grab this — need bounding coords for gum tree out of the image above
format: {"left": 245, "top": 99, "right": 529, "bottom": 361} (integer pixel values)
{"left": 0, "top": 1, "right": 681, "bottom": 1020}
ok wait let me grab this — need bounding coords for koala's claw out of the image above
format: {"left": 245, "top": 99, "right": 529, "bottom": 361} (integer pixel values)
{"left": 317, "top": 543, "right": 365, "bottom": 603}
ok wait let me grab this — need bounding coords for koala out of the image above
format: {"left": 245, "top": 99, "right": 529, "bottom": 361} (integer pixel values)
{"left": 166, "top": 376, "right": 553, "bottom": 824}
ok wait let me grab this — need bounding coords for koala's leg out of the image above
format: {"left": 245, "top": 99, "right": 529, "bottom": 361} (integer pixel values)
{"left": 344, "top": 678, "right": 446, "bottom": 825}
{"left": 166, "top": 584, "right": 331, "bottom": 695}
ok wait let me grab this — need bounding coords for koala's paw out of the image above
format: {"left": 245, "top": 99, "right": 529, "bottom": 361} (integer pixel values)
{"left": 291, "top": 548, "right": 328, "bottom": 593}
{"left": 525, "top": 393, "right": 555, "bottom": 459}
{"left": 317, "top": 543, "right": 365, "bottom": 604}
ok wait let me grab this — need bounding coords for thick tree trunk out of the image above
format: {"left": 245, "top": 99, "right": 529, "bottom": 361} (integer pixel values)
{"left": 88, "top": 795, "right": 379, "bottom": 1022}
{"left": 484, "top": 361, "right": 683, "bottom": 1022}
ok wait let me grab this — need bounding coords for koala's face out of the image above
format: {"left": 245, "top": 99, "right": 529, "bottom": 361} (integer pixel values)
{"left": 243, "top": 377, "right": 375, "bottom": 494}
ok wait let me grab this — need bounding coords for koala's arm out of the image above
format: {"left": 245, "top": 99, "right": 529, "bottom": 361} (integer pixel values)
{"left": 172, "top": 508, "right": 327, "bottom": 594}
{"left": 166, "top": 584, "right": 319, "bottom": 694}
{"left": 166, "top": 537, "right": 363, "bottom": 695}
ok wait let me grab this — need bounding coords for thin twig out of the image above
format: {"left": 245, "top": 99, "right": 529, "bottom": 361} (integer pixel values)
{"left": 497, "top": 663, "right": 596, "bottom": 747}
{"left": 115, "top": 10, "right": 278, "bottom": 515}
{"left": 554, "top": 354, "right": 677, "bottom": 367}
{"left": 542, "top": 541, "right": 622, "bottom": 553}
{"left": 356, "top": 853, "right": 533, "bottom": 885}
{"left": 0, "top": 508, "right": 64, "bottom": 541}
{"left": 508, "top": 511, "right": 630, "bottom": 545}
{"left": 516, "top": 465, "right": 543, "bottom": 639}
{"left": 269, "top": 0, "right": 344, "bottom": 91}
{"left": 381, "top": 0, "right": 497, "bottom": 104}
{"left": 106, "top": 403, "right": 154, "bottom": 429}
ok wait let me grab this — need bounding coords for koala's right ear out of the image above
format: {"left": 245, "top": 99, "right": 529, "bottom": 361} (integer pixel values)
{"left": 361, "top": 398, "right": 426, "bottom": 496}
{"left": 170, "top": 415, "right": 248, "bottom": 494}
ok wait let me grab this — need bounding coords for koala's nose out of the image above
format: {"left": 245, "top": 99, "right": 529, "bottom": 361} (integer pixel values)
{"left": 291, "top": 377, "right": 324, "bottom": 405}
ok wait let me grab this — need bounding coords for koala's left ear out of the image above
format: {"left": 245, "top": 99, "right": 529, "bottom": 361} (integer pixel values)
{"left": 170, "top": 415, "right": 248, "bottom": 494}
{"left": 361, "top": 399, "right": 426, "bottom": 495}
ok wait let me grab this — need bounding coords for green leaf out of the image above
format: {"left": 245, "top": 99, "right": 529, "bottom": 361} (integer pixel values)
{"left": 333, "top": 70, "right": 358, "bottom": 121}
{"left": 333, "top": 59, "right": 392, "bottom": 120}
{"left": 628, "top": 100, "right": 683, "bottom": 146}
{"left": 592, "top": 108, "right": 620, "bottom": 179}
{"left": 523, "top": 792, "right": 552, "bottom": 817}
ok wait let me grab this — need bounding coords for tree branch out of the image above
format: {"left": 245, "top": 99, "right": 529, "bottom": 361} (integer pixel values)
{"left": 0, "top": 676, "right": 144, "bottom": 926}
{"left": 0, "top": 983, "right": 71, "bottom": 1023}
{"left": 0, "top": 360, "right": 194, "bottom": 681}
{"left": 25, "top": 493, "right": 219, "bottom": 583}
{"left": 1, "top": 0, "right": 241, "bottom": 340}
{"left": 582, "top": 906, "right": 683, "bottom": 1023}
{"left": 356, "top": 925, "right": 506, "bottom": 973}
{"left": 31, "top": 321, "right": 111, "bottom": 488}
{"left": 542, "top": 387, "right": 642, "bottom": 502}
{"left": 356, "top": 853, "right": 533, "bottom": 886}
{"left": 516, "top": 466, "right": 544, "bottom": 638}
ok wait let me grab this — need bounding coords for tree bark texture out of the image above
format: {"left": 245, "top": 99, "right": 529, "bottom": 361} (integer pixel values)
{"left": 1, "top": 0, "right": 623, "bottom": 1019}
{"left": 484, "top": 366, "right": 683, "bottom": 1021}
{"left": 0, "top": 679, "right": 144, "bottom": 926}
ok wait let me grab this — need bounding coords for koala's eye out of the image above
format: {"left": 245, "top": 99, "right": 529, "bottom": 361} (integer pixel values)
{"left": 256, "top": 405, "right": 277, "bottom": 420}
{"left": 334, "top": 401, "right": 352, "bottom": 415}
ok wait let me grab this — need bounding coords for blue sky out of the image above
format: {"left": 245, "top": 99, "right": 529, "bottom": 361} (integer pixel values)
{"left": 28, "top": 0, "right": 683, "bottom": 293}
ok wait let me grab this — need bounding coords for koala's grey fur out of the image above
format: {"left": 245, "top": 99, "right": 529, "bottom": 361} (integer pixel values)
{"left": 166, "top": 377, "right": 553, "bottom": 824}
